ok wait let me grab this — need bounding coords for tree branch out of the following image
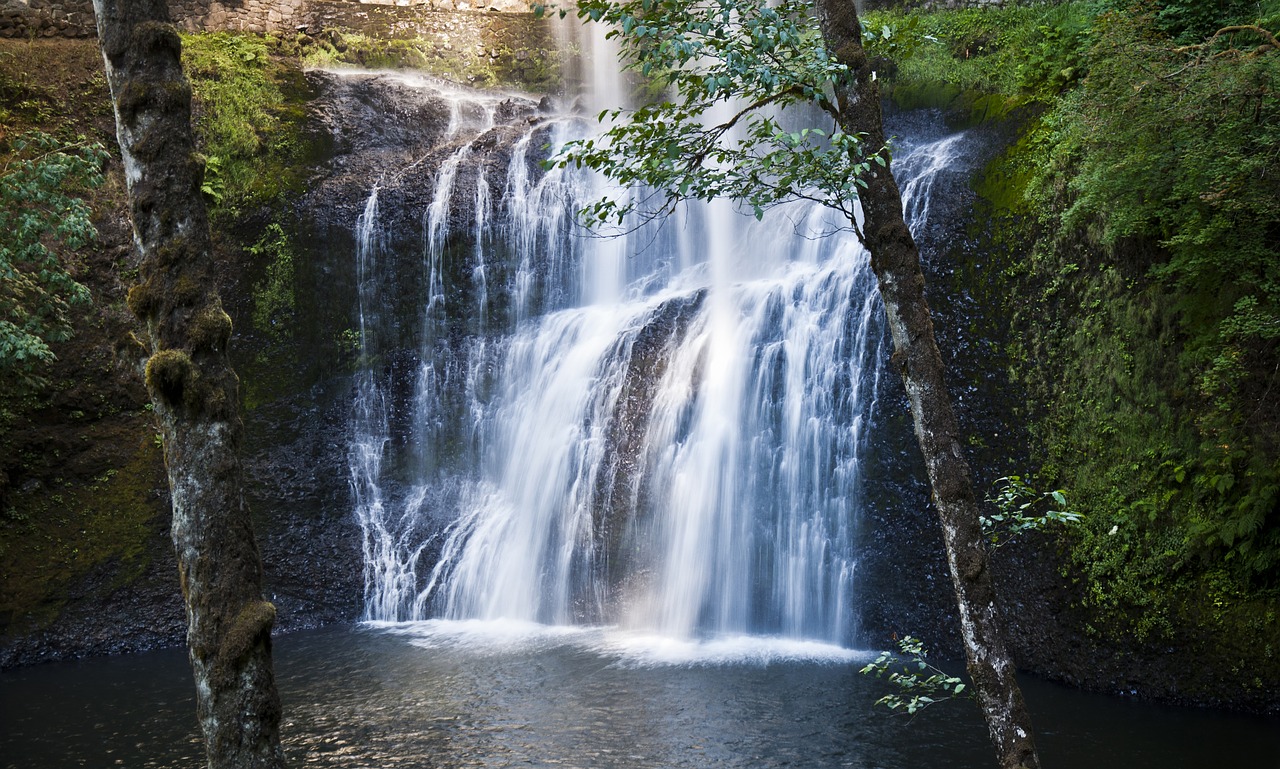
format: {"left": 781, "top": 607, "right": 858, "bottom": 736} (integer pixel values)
{"left": 1173, "top": 24, "right": 1280, "bottom": 55}
{"left": 679, "top": 84, "right": 807, "bottom": 172}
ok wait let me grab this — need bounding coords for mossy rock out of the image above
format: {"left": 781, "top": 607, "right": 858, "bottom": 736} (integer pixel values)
{"left": 887, "top": 80, "right": 1020, "bottom": 128}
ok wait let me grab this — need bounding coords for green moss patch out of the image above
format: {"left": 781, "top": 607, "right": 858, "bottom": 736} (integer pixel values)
{"left": 181, "top": 32, "right": 322, "bottom": 218}
{"left": 0, "top": 434, "right": 167, "bottom": 638}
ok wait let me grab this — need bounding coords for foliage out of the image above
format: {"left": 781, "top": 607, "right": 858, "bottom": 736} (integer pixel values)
{"left": 981, "top": 475, "right": 1081, "bottom": 550}
{"left": 0, "top": 131, "right": 106, "bottom": 390}
{"left": 864, "top": 0, "right": 1280, "bottom": 648}
{"left": 547, "top": 0, "right": 882, "bottom": 231}
{"left": 860, "top": 636, "right": 968, "bottom": 715}
{"left": 861, "top": 3, "right": 1095, "bottom": 102}
{"left": 881, "top": 2, "right": 1280, "bottom": 640}
{"left": 249, "top": 223, "right": 296, "bottom": 342}
{"left": 1139, "top": 0, "right": 1261, "bottom": 43}
{"left": 180, "top": 32, "right": 312, "bottom": 215}
{"left": 1033, "top": 8, "right": 1280, "bottom": 581}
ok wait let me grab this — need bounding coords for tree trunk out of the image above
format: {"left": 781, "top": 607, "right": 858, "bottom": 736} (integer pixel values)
{"left": 91, "top": 1, "right": 286, "bottom": 767}
{"left": 813, "top": 2, "right": 1041, "bottom": 768}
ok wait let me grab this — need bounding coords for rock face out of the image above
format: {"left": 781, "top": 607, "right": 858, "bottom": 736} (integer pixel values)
{"left": 0, "top": 0, "right": 539, "bottom": 39}
{"left": 299, "top": 68, "right": 557, "bottom": 317}
{"left": 239, "top": 70, "right": 559, "bottom": 631}
{"left": 0, "top": 58, "right": 555, "bottom": 667}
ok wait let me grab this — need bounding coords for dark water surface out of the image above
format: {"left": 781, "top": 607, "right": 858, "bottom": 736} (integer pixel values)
{"left": 3, "top": 622, "right": 1277, "bottom": 768}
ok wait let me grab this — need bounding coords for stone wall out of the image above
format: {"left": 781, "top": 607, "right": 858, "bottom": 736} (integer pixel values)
{"left": 170, "top": 0, "right": 310, "bottom": 35}
{"left": 0, "top": 0, "right": 534, "bottom": 39}
{"left": 863, "top": 0, "right": 1012, "bottom": 8}
{"left": 0, "top": 0, "right": 95, "bottom": 38}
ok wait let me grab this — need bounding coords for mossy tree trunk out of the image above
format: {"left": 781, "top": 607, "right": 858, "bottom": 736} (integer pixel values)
{"left": 813, "top": 2, "right": 1041, "bottom": 768}
{"left": 90, "top": 1, "right": 285, "bottom": 767}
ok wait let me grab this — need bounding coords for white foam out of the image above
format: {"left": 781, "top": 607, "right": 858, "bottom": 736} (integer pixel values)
{"left": 362, "top": 619, "right": 873, "bottom": 667}
{"left": 597, "top": 631, "right": 873, "bottom": 668}
{"left": 368, "top": 617, "right": 599, "bottom": 656}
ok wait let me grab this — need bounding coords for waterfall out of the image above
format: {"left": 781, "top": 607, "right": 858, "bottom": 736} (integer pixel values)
{"left": 345, "top": 49, "right": 969, "bottom": 647}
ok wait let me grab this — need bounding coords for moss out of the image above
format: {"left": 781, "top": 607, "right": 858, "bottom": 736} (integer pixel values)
{"left": 172, "top": 274, "right": 206, "bottom": 307}
{"left": 207, "top": 599, "right": 276, "bottom": 689}
{"left": 838, "top": 44, "right": 868, "bottom": 75}
{"left": 181, "top": 32, "right": 325, "bottom": 218}
{"left": 145, "top": 348, "right": 194, "bottom": 405}
{"left": 248, "top": 224, "right": 295, "bottom": 342}
{"left": 0, "top": 437, "right": 166, "bottom": 637}
{"left": 971, "top": 122, "right": 1036, "bottom": 215}
{"left": 125, "top": 281, "right": 159, "bottom": 320}
{"left": 884, "top": 78, "right": 1023, "bottom": 129}
{"left": 193, "top": 379, "right": 229, "bottom": 419}
{"left": 133, "top": 21, "right": 183, "bottom": 59}
{"left": 189, "top": 306, "right": 233, "bottom": 353}
{"left": 153, "top": 235, "right": 192, "bottom": 268}
{"left": 116, "top": 77, "right": 193, "bottom": 133}
{"left": 967, "top": 85, "right": 1280, "bottom": 698}
{"left": 221, "top": 600, "right": 275, "bottom": 661}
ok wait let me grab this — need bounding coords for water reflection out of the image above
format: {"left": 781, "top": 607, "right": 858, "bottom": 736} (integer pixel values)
{"left": 3, "top": 624, "right": 1278, "bottom": 768}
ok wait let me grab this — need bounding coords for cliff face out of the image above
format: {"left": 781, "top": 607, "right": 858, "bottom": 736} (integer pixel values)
{"left": 0, "top": 0, "right": 565, "bottom": 658}
{"left": 0, "top": 38, "right": 181, "bottom": 665}
{"left": 0, "top": 11, "right": 549, "bottom": 665}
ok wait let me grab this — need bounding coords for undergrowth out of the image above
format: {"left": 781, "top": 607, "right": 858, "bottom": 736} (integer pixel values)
{"left": 870, "top": 0, "right": 1280, "bottom": 650}
{"left": 180, "top": 32, "right": 317, "bottom": 218}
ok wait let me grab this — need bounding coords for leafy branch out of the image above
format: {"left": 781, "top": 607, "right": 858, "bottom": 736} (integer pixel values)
{"left": 544, "top": 0, "right": 895, "bottom": 239}
{"left": 981, "top": 475, "right": 1082, "bottom": 550}
{"left": 859, "top": 635, "right": 968, "bottom": 715}
{"left": 859, "top": 479, "right": 1079, "bottom": 714}
{"left": 1, "top": 131, "right": 106, "bottom": 389}
{"left": 1173, "top": 24, "right": 1280, "bottom": 57}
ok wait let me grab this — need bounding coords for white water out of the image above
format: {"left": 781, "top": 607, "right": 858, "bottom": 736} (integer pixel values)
{"left": 348, "top": 37, "right": 968, "bottom": 649}
{"left": 369, "top": 618, "right": 871, "bottom": 668}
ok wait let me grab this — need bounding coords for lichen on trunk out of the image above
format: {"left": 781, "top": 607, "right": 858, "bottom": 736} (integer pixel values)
{"left": 812, "top": 0, "right": 1041, "bottom": 767}
{"left": 90, "top": 0, "right": 285, "bottom": 766}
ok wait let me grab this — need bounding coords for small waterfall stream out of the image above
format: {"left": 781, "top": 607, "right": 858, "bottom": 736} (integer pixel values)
{"left": 346, "top": 44, "right": 969, "bottom": 648}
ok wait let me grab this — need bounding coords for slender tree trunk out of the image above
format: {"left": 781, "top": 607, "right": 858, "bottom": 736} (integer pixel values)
{"left": 813, "top": 2, "right": 1041, "bottom": 768}
{"left": 91, "top": 1, "right": 286, "bottom": 767}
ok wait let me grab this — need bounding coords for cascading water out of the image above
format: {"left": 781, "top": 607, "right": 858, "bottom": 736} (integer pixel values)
{"left": 347, "top": 41, "right": 969, "bottom": 648}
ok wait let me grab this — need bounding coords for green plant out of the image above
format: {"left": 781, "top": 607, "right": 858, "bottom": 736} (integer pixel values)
{"left": 981, "top": 475, "right": 1081, "bottom": 549}
{"left": 199, "top": 153, "right": 226, "bottom": 203}
{"left": 248, "top": 223, "right": 295, "bottom": 341}
{"left": 861, "top": 4, "right": 1064, "bottom": 100}
{"left": 180, "top": 32, "right": 311, "bottom": 214}
{"left": 1032, "top": 8, "right": 1280, "bottom": 580}
{"left": 860, "top": 636, "right": 968, "bottom": 715}
{"left": 1014, "top": 4, "right": 1094, "bottom": 96}
{"left": 0, "top": 131, "right": 106, "bottom": 390}
{"left": 1148, "top": 0, "right": 1259, "bottom": 42}
{"left": 336, "top": 328, "right": 361, "bottom": 356}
